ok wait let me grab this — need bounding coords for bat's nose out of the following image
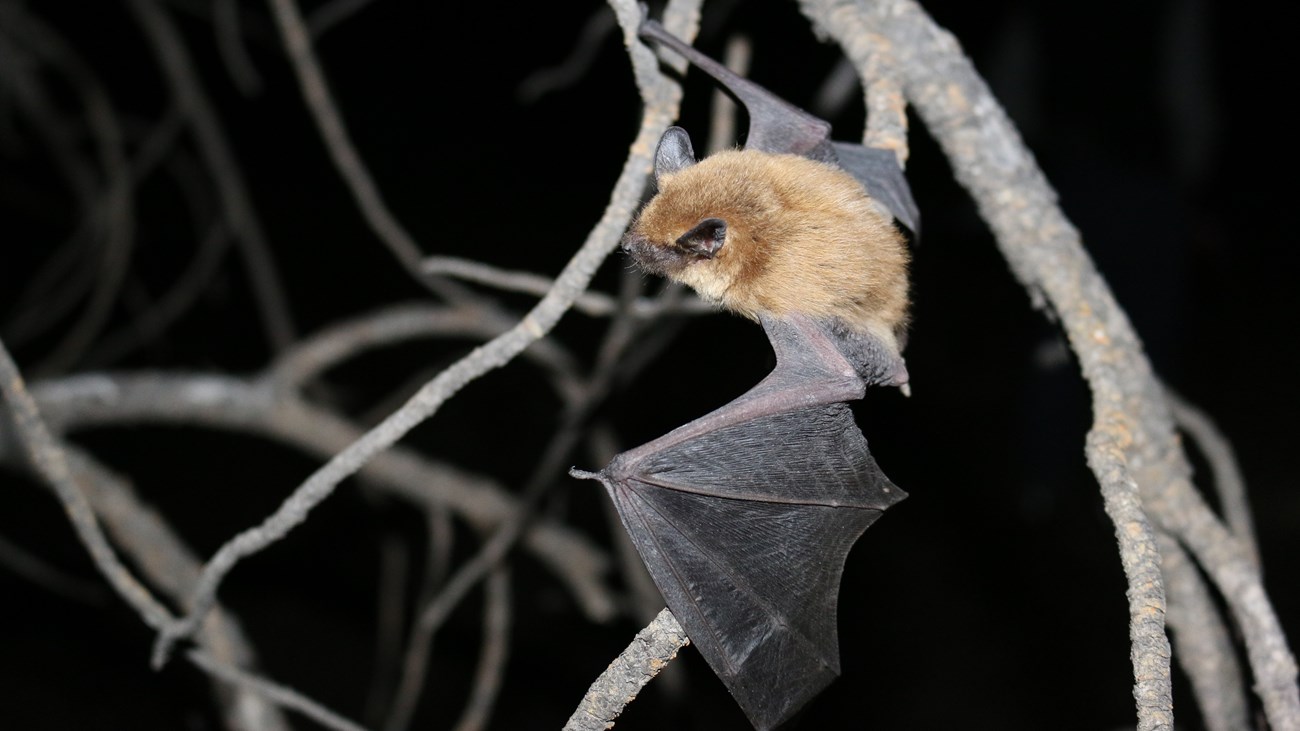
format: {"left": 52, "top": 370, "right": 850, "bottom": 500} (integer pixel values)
{"left": 621, "top": 233, "right": 645, "bottom": 252}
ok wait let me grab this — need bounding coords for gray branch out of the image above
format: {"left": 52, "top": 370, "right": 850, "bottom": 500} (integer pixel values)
{"left": 795, "top": 0, "right": 1297, "bottom": 728}
{"left": 13, "top": 370, "right": 614, "bottom": 624}
{"left": 563, "top": 608, "right": 690, "bottom": 731}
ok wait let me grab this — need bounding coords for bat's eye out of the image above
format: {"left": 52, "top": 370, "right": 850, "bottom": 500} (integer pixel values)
{"left": 675, "top": 217, "right": 727, "bottom": 259}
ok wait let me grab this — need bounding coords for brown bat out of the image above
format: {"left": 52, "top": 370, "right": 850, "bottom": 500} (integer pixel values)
{"left": 571, "top": 17, "right": 918, "bottom": 730}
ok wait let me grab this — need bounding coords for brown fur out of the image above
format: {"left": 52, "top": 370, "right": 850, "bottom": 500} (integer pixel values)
{"left": 627, "top": 150, "right": 910, "bottom": 351}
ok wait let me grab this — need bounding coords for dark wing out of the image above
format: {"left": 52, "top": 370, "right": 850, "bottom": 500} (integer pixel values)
{"left": 576, "top": 316, "right": 906, "bottom": 730}
{"left": 639, "top": 18, "right": 921, "bottom": 235}
{"left": 830, "top": 142, "right": 921, "bottom": 237}
{"left": 639, "top": 19, "right": 834, "bottom": 161}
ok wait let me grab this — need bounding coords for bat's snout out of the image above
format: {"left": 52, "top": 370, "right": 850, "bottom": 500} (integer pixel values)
{"left": 621, "top": 231, "right": 685, "bottom": 277}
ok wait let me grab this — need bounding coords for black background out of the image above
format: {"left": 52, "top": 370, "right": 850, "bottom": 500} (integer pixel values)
{"left": 1, "top": 1, "right": 1296, "bottom": 729}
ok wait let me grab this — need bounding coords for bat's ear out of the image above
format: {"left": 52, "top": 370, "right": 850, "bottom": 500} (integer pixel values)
{"left": 675, "top": 217, "right": 726, "bottom": 258}
{"left": 654, "top": 126, "right": 696, "bottom": 184}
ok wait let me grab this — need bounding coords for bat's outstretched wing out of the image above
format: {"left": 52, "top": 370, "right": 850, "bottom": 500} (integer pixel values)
{"left": 639, "top": 19, "right": 920, "bottom": 236}
{"left": 573, "top": 316, "right": 905, "bottom": 730}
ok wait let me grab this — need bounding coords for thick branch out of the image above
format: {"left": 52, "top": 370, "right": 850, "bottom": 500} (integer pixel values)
{"left": 796, "top": 1, "right": 1297, "bottom": 728}
{"left": 563, "top": 608, "right": 690, "bottom": 731}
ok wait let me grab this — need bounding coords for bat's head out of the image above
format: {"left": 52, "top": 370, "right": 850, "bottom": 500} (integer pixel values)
{"left": 622, "top": 127, "right": 785, "bottom": 307}
{"left": 624, "top": 127, "right": 910, "bottom": 346}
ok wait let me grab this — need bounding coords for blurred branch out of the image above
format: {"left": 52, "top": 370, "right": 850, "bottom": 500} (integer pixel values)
{"left": 127, "top": 0, "right": 297, "bottom": 351}
{"left": 214, "top": 0, "right": 263, "bottom": 96}
{"left": 15, "top": 370, "right": 615, "bottom": 624}
{"left": 0, "top": 9, "right": 135, "bottom": 373}
{"left": 62, "top": 445, "right": 292, "bottom": 731}
{"left": 188, "top": 649, "right": 369, "bottom": 731}
{"left": 1, "top": 9, "right": 135, "bottom": 375}
{"left": 265, "top": 0, "right": 444, "bottom": 294}
{"left": 307, "top": 0, "right": 382, "bottom": 39}
{"left": 705, "top": 34, "right": 748, "bottom": 155}
{"left": 0, "top": 530, "right": 107, "bottom": 605}
{"left": 450, "top": 567, "right": 511, "bottom": 731}
{"left": 517, "top": 6, "right": 617, "bottom": 104}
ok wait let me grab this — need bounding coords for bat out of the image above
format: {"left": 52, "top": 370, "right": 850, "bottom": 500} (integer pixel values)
{"left": 570, "top": 18, "right": 916, "bottom": 730}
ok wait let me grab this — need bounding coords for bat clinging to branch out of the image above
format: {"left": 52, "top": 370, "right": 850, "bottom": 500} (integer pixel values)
{"left": 571, "top": 18, "right": 918, "bottom": 730}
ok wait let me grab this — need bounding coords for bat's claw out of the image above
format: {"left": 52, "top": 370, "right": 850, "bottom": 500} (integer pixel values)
{"left": 568, "top": 467, "right": 602, "bottom": 482}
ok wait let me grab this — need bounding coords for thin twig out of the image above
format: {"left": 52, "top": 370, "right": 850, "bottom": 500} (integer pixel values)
{"left": 0, "top": 13, "right": 135, "bottom": 369}
{"left": 450, "top": 567, "right": 511, "bottom": 731}
{"left": 1162, "top": 387, "right": 1258, "bottom": 568}
{"left": 6, "top": 9, "right": 136, "bottom": 375}
{"left": 86, "top": 221, "right": 230, "bottom": 368}
{"left": 516, "top": 6, "right": 618, "bottom": 104}
{"left": 0, "top": 530, "right": 107, "bottom": 605}
{"left": 362, "top": 532, "right": 413, "bottom": 728}
{"left": 265, "top": 0, "right": 434, "bottom": 290}
{"left": 420, "top": 256, "right": 713, "bottom": 319}
{"left": 562, "top": 608, "right": 690, "bottom": 731}
{"left": 371, "top": 499, "right": 455, "bottom": 730}
{"left": 188, "top": 649, "right": 370, "bottom": 731}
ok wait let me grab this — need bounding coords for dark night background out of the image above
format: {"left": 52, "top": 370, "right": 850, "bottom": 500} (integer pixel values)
{"left": 0, "top": 1, "right": 1295, "bottom": 729}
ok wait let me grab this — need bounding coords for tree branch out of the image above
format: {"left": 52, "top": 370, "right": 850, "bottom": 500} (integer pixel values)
{"left": 562, "top": 608, "right": 690, "bottom": 731}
